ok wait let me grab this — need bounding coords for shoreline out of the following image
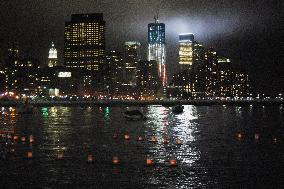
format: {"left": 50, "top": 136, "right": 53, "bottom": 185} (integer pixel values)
{"left": 0, "top": 99, "right": 283, "bottom": 107}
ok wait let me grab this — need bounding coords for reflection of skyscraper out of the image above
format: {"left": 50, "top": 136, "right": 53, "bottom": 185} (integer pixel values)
{"left": 48, "top": 42, "right": 58, "bottom": 67}
{"left": 179, "top": 33, "right": 194, "bottom": 71}
{"left": 64, "top": 14, "right": 105, "bottom": 71}
{"left": 148, "top": 17, "right": 166, "bottom": 86}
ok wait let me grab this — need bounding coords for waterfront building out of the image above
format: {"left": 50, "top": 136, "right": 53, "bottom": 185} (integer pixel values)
{"left": 124, "top": 41, "right": 140, "bottom": 87}
{"left": 104, "top": 50, "right": 124, "bottom": 97}
{"left": 147, "top": 17, "right": 166, "bottom": 86}
{"left": 4, "top": 43, "right": 40, "bottom": 95}
{"left": 48, "top": 42, "right": 58, "bottom": 67}
{"left": 64, "top": 13, "right": 105, "bottom": 71}
{"left": 218, "top": 58, "right": 233, "bottom": 97}
{"left": 179, "top": 33, "right": 194, "bottom": 72}
{"left": 167, "top": 70, "right": 194, "bottom": 99}
{"left": 232, "top": 70, "right": 250, "bottom": 97}
{"left": 136, "top": 60, "right": 161, "bottom": 99}
{"left": 205, "top": 48, "right": 220, "bottom": 97}
{"left": 192, "top": 42, "right": 206, "bottom": 97}
{"left": 0, "top": 69, "right": 5, "bottom": 93}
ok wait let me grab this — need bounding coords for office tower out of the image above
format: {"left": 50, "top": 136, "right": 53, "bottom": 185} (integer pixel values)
{"left": 147, "top": 17, "right": 166, "bottom": 86}
{"left": 124, "top": 41, "right": 140, "bottom": 87}
{"left": 136, "top": 60, "right": 160, "bottom": 99}
{"left": 205, "top": 48, "right": 220, "bottom": 97}
{"left": 218, "top": 58, "right": 233, "bottom": 97}
{"left": 192, "top": 42, "right": 206, "bottom": 97}
{"left": 0, "top": 68, "right": 4, "bottom": 93}
{"left": 48, "top": 42, "right": 58, "bottom": 67}
{"left": 179, "top": 33, "right": 194, "bottom": 71}
{"left": 232, "top": 71, "right": 250, "bottom": 97}
{"left": 104, "top": 50, "right": 124, "bottom": 96}
{"left": 64, "top": 13, "right": 105, "bottom": 71}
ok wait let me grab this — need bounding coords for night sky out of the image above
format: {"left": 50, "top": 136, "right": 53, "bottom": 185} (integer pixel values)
{"left": 0, "top": 0, "right": 282, "bottom": 94}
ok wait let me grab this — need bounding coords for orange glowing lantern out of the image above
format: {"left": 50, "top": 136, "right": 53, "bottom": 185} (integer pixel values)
{"left": 124, "top": 134, "right": 130, "bottom": 140}
{"left": 146, "top": 158, "right": 153, "bottom": 166}
{"left": 112, "top": 133, "right": 118, "bottom": 139}
{"left": 163, "top": 139, "right": 169, "bottom": 144}
{"left": 150, "top": 136, "right": 158, "bottom": 143}
{"left": 254, "top": 133, "right": 260, "bottom": 140}
{"left": 27, "top": 151, "right": 33, "bottom": 159}
{"left": 169, "top": 159, "right": 177, "bottom": 167}
{"left": 112, "top": 156, "right": 120, "bottom": 165}
{"left": 13, "top": 135, "right": 18, "bottom": 141}
{"left": 57, "top": 152, "right": 64, "bottom": 160}
{"left": 29, "top": 135, "right": 34, "bottom": 143}
{"left": 176, "top": 139, "right": 182, "bottom": 145}
{"left": 273, "top": 137, "right": 277, "bottom": 143}
{"left": 237, "top": 133, "right": 242, "bottom": 139}
{"left": 137, "top": 136, "right": 144, "bottom": 141}
{"left": 21, "top": 136, "right": 26, "bottom": 142}
{"left": 87, "top": 155, "right": 93, "bottom": 163}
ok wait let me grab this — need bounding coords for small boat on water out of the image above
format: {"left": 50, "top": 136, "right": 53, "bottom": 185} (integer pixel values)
{"left": 123, "top": 110, "right": 145, "bottom": 121}
{"left": 172, "top": 105, "right": 184, "bottom": 114}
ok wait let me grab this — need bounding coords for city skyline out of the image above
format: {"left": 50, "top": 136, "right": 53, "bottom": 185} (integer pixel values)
{"left": 0, "top": 0, "right": 282, "bottom": 94}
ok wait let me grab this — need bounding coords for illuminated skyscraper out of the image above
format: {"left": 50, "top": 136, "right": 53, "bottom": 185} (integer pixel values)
{"left": 148, "top": 17, "right": 166, "bottom": 86}
{"left": 124, "top": 41, "right": 140, "bottom": 87}
{"left": 48, "top": 42, "right": 58, "bottom": 67}
{"left": 64, "top": 14, "right": 105, "bottom": 71}
{"left": 179, "top": 33, "right": 194, "bottom": 71}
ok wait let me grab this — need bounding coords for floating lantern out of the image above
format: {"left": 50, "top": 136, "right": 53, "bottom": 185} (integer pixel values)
{"left": 87, "top": 155, "right": 93, "bottom": 163}
{"left": 27, "top": 151, "right": 33, "bottom": 159}
{"left": 273, "top": 137, "right": 277, "bottom": 143}
{"left": 112, "top": 156, "right": 120, "bottom": 165}
{"left": 21, "top": 136, "right": 26, "bottom": 142}
{"left": 237, "top": 133, "right": 242, "bottom": 139}
{"left": 254, "top": 133, "right": 260, "bottom": 140}
{"left": 112, "top": 133, "right": 118, "bottom": 139}
{"left": 146, "top": 158, "right": 153, "bottom": 166}
{"left": 124, "top": 134, "right": 130, "bottom": 140}
{"left": 137, "top": 136, "right": 144, "bottom": 141}
{"left": 150, "top": 136, "right": 158, "bottom": 143}
{"left": 29, "top": 135, "right": 34, "bottom": 143}
{"left": 57, "top": 152, "right": 64, "bottom": 160}
{"left": 163, "top": 139, "right": 169, "bottom": 144}
{"left": 169, "top": 159, "right": 177, "bottom": 167}
{"left": 83, "top": 142, "right": 88, "bottom": 149}
{"left": 176, "top": 139, "right": 182, "bottom": 145}
{"left": 13, "top": 135, "right": 18, "bottom": 141}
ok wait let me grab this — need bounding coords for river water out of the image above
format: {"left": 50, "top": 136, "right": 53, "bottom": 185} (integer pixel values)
{"left": 0, "top": 105, "right": 283, "bottom": 188}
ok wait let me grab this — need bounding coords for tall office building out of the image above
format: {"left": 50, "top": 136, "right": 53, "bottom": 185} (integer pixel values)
{"left": 136, "top": 60, "right": 160, "bottom": 99}
{"left": 205, "top": 48, "right": 220, "bottom": 96}
{"left": 64, "top": 13, "right": 105, "bottom": 71}
{"left": 148, "top": 17, "right": 166, "bottom": 86}
{"left": 48, "top": 42, "right": 58, "bottom": 67}
{"left": 124, "top": 41, "right": 140, "bottom": 87}
{"left": 179, "top": 33, "right": 194, "bottom": 71}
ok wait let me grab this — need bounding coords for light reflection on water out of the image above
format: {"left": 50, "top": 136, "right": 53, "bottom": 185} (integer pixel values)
{"left": 0, "top": 105, "right": 283, "bottom": 188}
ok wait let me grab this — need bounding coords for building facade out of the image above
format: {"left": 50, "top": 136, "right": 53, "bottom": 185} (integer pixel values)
{"left": 48, "top": 42, "right": 58, "bottom": 67}
{"left": 136, "top": 60, "right": 161, "bottom": 99}
{"left": 148, "top": 17, "right": 166, "bottom": 86}
{"left": 179, "top": 33, "right": 194, "bottom": 72}
{"left": 64, "top": 13, "right": 105, "bottom": 71}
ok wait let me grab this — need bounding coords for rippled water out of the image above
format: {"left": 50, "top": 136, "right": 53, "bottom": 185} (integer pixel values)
{"left": 0, "top": 105, "right": 283, "bottom": 188}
